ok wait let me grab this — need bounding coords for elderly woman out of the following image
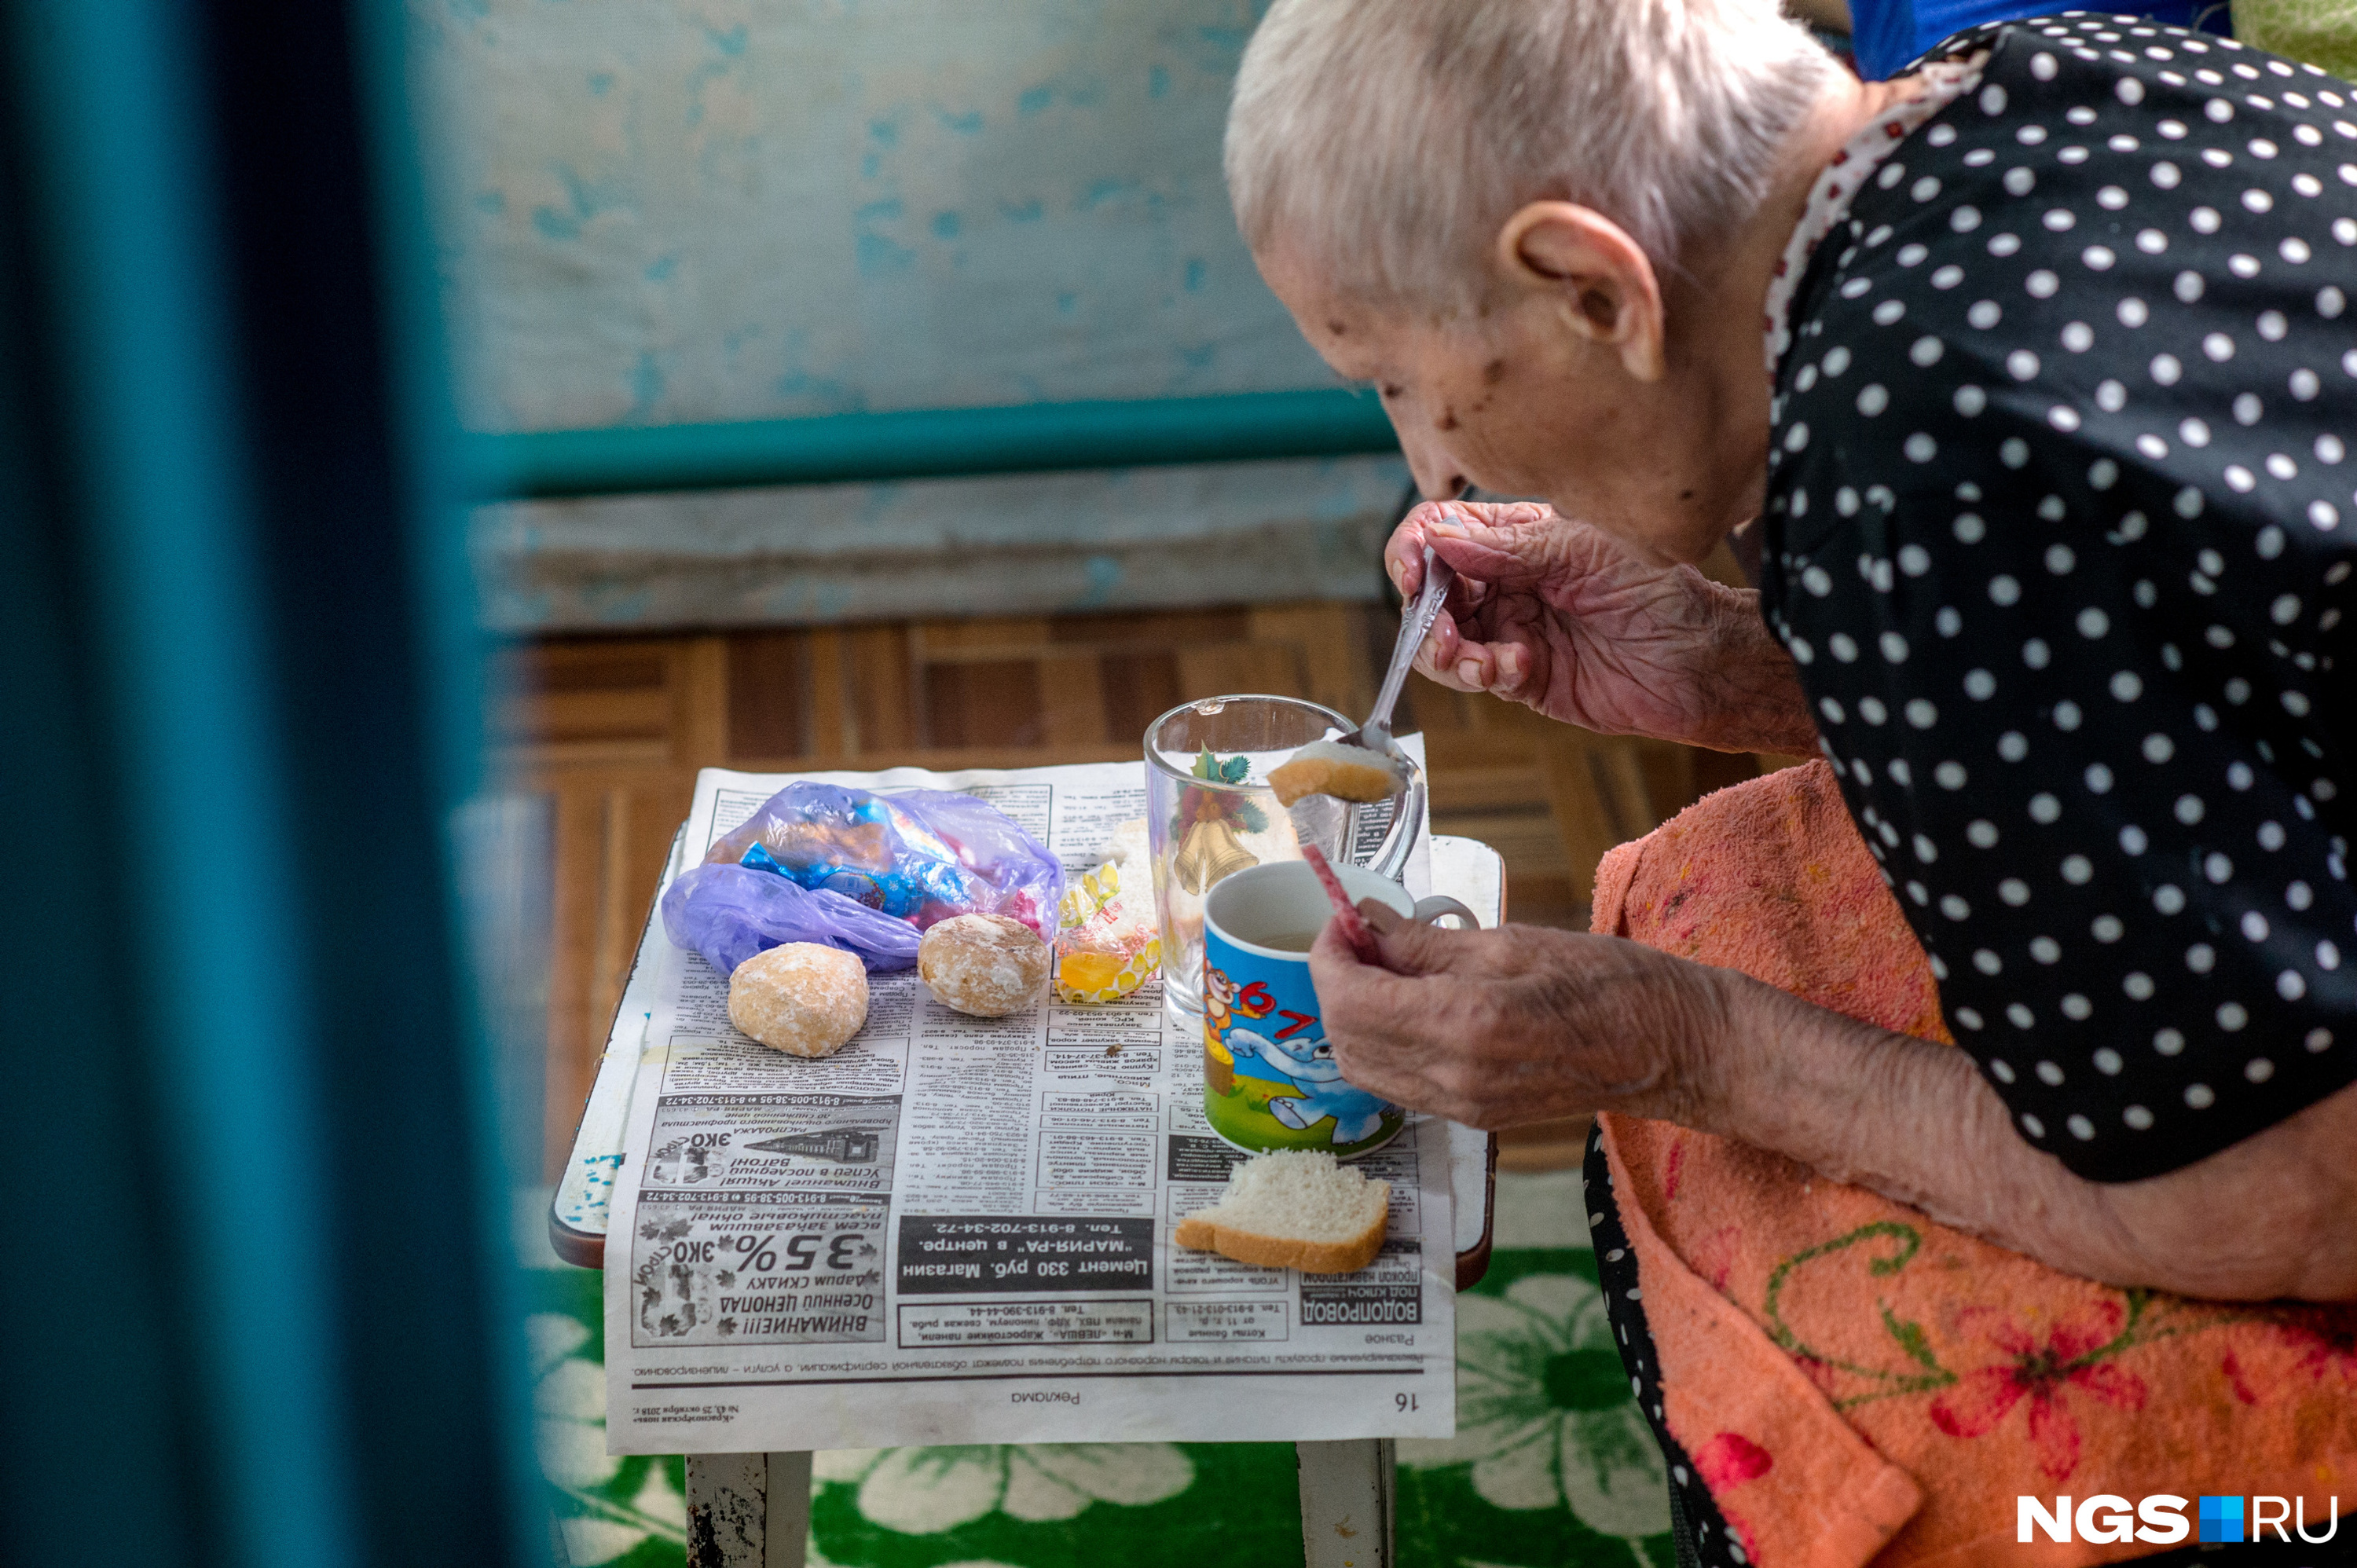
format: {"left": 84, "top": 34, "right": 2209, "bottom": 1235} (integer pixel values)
{"left": 1227, "top": 0, "right": 2355, "bottom": 1368}
{"left": 1227, "top": 5, "right": 2353, "bottom": 1546}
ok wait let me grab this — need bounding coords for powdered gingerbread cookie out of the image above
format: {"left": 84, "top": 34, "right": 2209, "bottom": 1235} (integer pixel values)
{"left": 919, "top": 914, "right": 1050, "bottom": 1017}
{"left": 727, "top": 942, "right": 869, "bottom": 1057}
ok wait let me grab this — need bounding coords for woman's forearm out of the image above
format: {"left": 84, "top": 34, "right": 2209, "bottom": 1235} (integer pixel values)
{"left": 1688, "top": 972, "right": 2357, "bottom": 1301}
{"left": 1318, "top": 912, "right": 2353, "bottom": 1299}
{"left": 1690, "top": 584, "right": 1822, "bottom": 755}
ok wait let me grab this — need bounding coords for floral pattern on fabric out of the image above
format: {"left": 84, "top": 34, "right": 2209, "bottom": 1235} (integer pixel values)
{"left": 1613, "top": 1086, "right": 2355, "bottom": 1559}
{"left": 809, "top": 1446, "right": 1196, "bottom": 1535}
{"left": 1589, "top": 755, "right": 2357, "bottom": 1568}
{"left": 2223, "top": 1309, "right": 2357, "bottom": 1405}
{"left": 1922, "top": 1301, "right": 2150, "bottom": 1481}
{"left": 1759, "top": 1229, "right": 2297, "bottom": 1485}
{"left": 1400, "top": 1272, "right": 1670, "bottom": 1541}
{"left": 526, "top": 1297, "right": 688, "bottom": 1566}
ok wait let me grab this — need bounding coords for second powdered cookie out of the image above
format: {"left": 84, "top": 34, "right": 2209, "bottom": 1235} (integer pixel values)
{"left": 918, "top": 914, "right": 1050, "bottom": 1017}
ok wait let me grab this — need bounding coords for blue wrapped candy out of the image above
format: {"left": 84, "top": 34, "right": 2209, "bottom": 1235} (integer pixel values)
{"left": 661, "top": 782, "right": 1063, "bottom": 975}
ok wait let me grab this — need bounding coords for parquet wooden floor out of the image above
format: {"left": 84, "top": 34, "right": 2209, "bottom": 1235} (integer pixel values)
{"left": 500, "top": 599, "right": 1787, "bottom": 1179}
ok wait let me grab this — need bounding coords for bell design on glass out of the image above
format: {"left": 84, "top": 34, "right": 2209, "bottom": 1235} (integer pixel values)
{"left": 1169, "top": 748, "right": 1263, "bottom": 894}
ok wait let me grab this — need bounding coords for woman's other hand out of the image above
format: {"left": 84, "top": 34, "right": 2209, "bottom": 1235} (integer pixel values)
{"left": 1384, "top": 500, "right": 1818, "bottom": 755}
{"left": 1308, "top": 905, "right": 1732, "bottom": 1129}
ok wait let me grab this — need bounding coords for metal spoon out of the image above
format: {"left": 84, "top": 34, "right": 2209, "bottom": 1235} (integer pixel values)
{"left": 1334, "top": 544, "right": 1455, "bottom": 758}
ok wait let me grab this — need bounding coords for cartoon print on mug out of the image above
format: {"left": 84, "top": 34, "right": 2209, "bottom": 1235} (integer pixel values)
{"left": 1199, "top": 960, "right": 1274, "bottom": 1097}
{"left": 1226, "top": 1022, "right": 1395, "bottom": 1145}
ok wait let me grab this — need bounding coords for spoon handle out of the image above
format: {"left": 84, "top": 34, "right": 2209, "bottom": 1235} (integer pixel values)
{"left": 1362, "top": 547, "right": 1454, "bottom": 745}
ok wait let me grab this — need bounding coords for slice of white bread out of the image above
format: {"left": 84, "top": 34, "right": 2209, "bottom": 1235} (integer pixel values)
{"left": 1267, "top": 740, "right": 1405, "bottom": 807}
{"left": 1172, "top": 1149, "right": 1391, "bottom": 1274}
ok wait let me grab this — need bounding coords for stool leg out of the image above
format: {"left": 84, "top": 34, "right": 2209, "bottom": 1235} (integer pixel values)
{"left": 764, "top": 1453, "right": 812, "bottom": 1568}
{"left": 1295, "top": 1438, "right": 1395, "bottom": 1568}
{"left": 684, "top": 1452, "right": 766, "bottom": 1568}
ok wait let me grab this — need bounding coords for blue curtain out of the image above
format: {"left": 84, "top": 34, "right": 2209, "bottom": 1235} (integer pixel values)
{"left": 1849, "top": 0, "right": 2233, "bottom": 80}
{"left": 0, "top": 2, "right": 537, "bottom": 1564}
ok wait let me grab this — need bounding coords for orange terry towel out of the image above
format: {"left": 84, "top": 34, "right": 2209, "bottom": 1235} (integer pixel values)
{"left": 1593, "top": 760, "right": 2355, "bottom": 1568}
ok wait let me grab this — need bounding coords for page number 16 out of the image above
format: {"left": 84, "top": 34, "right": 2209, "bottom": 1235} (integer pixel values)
{"left": 1394, "top": 1392, "right": 1419, "bottom": 1412}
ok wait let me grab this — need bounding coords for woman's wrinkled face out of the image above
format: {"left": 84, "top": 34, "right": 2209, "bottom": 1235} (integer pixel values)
{"left": 1259, "top": 245, "right": 1763, "bottom": 567}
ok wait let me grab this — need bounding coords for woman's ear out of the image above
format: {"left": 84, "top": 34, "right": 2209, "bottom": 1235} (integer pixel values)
{"left": 1495, "top": 201, "right": 1667, "bottom": 383}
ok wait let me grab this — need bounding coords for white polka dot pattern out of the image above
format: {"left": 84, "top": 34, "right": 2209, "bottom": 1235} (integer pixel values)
{"left": 1761, "top": 19, "right": 2356, "bottom": 1182}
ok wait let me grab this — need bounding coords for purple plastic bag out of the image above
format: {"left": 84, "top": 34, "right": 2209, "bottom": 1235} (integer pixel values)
{"left": 661, "top": 782, "right": 1064, "bottom": 975}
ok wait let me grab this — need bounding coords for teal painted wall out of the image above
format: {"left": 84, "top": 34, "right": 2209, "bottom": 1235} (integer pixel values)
{"left": 417, "top": 0, "right": 1404, "bottom": 630}
{"left": 419, "top": 0, "right": 1330, "bottom": 433}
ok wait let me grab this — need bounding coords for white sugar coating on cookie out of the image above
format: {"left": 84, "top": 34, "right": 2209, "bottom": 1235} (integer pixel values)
{"left": 1268, "top": 739, "right": 1405, "bottom": 807}
{"left": 727, "top": 942, "right": 870, "bottom": 1057}
{"left": 919, "top": 913, "right": 1050, "bottom": 1017}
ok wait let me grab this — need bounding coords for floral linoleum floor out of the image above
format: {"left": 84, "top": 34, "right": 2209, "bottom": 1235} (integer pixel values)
{"left": 524, "top": 1170, "right": 1676, "bottom": 1568}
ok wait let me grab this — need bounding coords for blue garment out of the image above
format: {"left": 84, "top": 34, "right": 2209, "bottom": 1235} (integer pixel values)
{"left": 1846, "top": 0, "right": 2231, "bottom": 79}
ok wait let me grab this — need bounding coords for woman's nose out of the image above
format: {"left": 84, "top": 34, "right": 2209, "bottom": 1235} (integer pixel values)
{"left": 1398, "top": 432, "right": 1467, "bottom": 503}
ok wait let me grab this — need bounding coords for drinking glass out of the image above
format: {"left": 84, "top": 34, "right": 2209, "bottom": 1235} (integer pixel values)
{"left": 1144, "top": 694, "right": 1424, "bottom": 1028}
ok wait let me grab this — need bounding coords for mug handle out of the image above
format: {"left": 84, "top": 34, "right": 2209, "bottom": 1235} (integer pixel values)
{"left": 1358, "top": 765, "right": 1426, "bottom": 885}
{"left": 1410, "top": 893, "right": 1479, "bottom": 930}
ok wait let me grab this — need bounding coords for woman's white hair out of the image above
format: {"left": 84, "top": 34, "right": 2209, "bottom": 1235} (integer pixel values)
{"left": 1226, "top": 0, "right": 1842, "bottom": 309}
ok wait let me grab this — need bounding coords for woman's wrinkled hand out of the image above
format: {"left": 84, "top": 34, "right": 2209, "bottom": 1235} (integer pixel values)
{"left": 1306, "top": 903, "right": 1735, "bottom": 1130}
{"left": 1383, "top": 500, "right": 1816, "bottom": 754}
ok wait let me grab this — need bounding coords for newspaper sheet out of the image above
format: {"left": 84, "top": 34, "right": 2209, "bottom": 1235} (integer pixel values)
{"left": 604, "top": 759, "right": 1457, "bottom": 1453}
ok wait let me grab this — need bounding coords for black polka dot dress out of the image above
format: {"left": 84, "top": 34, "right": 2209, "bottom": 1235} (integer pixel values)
{"left": 1759, "top": 19, "right": 2355, "bottom": 1182}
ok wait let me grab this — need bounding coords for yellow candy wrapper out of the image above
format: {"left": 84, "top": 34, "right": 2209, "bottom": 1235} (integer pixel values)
{"left": 1054, "top": 819, "right": 1161, "bottom": 1003}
